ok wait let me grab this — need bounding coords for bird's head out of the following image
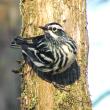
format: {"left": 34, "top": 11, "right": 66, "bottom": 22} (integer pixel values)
{"left": 39, "top": 22, "right": 66, "bottom": 39}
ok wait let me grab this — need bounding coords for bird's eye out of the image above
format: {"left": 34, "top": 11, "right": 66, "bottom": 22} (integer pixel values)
{"left": 52, "top": 27, "right": 57, "bottom": 32}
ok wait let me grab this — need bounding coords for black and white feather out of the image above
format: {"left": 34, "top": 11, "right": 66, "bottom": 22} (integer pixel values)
{"left": 11, "top": 22, "right": 77, "bottom": 75}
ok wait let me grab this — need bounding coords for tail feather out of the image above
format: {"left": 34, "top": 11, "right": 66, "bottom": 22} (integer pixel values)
{"left": 11, "top": 36, "right": 27, "bottom": 47}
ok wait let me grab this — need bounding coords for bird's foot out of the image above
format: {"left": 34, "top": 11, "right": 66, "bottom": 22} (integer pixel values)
{"left": 52, "top": 82, "right": 70, "bottom": 92}
{"left": 12, "top": 60, "right": 25, "bottom": 75}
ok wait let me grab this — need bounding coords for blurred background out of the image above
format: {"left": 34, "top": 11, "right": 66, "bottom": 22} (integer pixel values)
{"left": 0, "top": 0, "right": 21, "bottom": 110}
{"left": 87, "top": 0, "right": 110, "bottom": 110}
{"left": 0, "top": 0, "right": 110, "bottom": 110}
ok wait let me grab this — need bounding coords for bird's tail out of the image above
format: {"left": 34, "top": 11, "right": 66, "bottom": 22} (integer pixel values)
{"left": 11, "top": 36, "right": 27, "bottom": 47}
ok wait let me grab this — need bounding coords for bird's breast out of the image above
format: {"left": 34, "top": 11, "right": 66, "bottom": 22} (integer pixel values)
{"left": 52, "top": 43, "right": 76, "bottom": 74}
{"left": 61, "top": 44, "right": 75, "bottom": 65}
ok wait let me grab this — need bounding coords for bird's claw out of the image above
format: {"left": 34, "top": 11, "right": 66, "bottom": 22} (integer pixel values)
{"left": 52, "top": 82, "right": 70, "bottom": 92}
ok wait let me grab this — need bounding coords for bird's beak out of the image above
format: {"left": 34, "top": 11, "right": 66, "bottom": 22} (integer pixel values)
{"left": 39, "top": 26, "right": 48, "bottom": 30}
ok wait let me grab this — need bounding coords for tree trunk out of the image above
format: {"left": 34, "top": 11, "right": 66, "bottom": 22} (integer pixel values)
{"left": 19, "top": 0, "right": 92, "bottom": 110}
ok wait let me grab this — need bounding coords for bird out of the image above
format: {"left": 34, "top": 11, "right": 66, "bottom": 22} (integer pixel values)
{"left": 11, "top": 22, "right": 77, "bottom": 75}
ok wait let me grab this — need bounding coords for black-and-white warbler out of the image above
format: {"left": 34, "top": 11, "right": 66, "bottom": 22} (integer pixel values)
{"left": 11, "top": 22, "right": 77, "bottom": 75}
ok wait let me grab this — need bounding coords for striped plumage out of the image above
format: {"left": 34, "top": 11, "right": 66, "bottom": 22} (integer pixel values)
{"left": 12, "top": 22, "right": 77, "bottom": 75}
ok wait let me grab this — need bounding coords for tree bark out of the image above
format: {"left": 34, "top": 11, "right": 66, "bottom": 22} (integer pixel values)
{"left": 19, "top": 0, "right": 92, "bottom": 110}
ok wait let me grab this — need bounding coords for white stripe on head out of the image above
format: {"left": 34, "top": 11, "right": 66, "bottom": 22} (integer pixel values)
{"left": 48, "top": 24, "right": 64, "bottom": 31}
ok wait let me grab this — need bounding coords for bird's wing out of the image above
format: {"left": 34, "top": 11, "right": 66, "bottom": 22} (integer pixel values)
{"left": 22, "top": 35, "right": 55, "bottom": 65}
